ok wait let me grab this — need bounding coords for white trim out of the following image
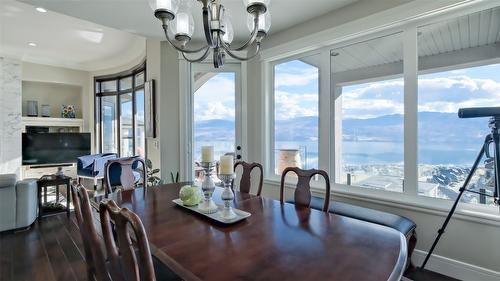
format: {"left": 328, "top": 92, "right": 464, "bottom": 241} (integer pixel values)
{"left": 412, "top": 250, "right": 500, "bottom": 281}
{"left": 403, "top": 26, "right": 418, "bottom": 197}
{"left": 178, "top": 59, "right": 191, "bottom": 180}
{"left": 188, "top": 63, "right": 244, "bottom": 177}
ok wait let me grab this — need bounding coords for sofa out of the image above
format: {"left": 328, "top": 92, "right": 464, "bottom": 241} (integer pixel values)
{"left": 0, "top": 174, "right": 38, "bottom": 232}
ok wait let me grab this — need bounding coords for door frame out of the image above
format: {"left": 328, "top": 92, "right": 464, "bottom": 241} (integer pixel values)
{"left": 181, "top": 62, "right": 245, "bottom": 181}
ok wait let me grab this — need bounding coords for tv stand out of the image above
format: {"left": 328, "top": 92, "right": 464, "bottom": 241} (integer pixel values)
{"left": 22, "top": 163, "right": 77, "bottom": 180}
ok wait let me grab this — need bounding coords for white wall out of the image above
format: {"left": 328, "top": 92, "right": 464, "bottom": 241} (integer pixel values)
{"left": 22, "top": 81, "right": 83, "bottom": 118}
{"left": 145, "top": 40, "right": 182, "bottom": 182}
{"left": 0, "top": 57, "right": 22, "bottom": 177}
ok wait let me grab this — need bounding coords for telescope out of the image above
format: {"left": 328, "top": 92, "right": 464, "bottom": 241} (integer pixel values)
{"left": 421, "top": 107, "right": 500, "bottom": 270}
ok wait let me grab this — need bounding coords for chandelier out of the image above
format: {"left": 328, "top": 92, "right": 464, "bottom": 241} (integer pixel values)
{"left": 148, "top": 0, "right": 271, "bottom": 68}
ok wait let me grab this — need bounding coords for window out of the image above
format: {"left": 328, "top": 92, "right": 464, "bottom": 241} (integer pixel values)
{"left": 417, "top": 8, "right": 500, "bottom": 205}
{"left": 193, "top": 71, "right": 236, "bottom": 162}
{"left": 95, "top": 65, "right": 146, "bottom": 157}
{"left": 332, "top": 33, "right": 404, "bottom": 192}
{"left": 190, "top": 64, "right": 242, "bottom": 182}
{"left": 273, "top": 54, "right": 319, "bottom": 176}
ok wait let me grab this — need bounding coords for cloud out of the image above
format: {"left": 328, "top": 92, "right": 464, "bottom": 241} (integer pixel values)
{"left": 341, "top": 74, "right": 500, "bottom": 119}
{"left": 275, "top": 90, "right": 318, "bottom": 120}
{"left": 194, "top": 74, "right": 235, "bottom": 121}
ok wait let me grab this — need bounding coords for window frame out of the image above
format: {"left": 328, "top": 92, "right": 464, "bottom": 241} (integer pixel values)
{"left": 264, "top": 2, "right": 500, "bottom": 218}
{"left": 94, "top": 63, "right": 146, "bottom": 157}
{"left": 267, "top": 49, "right": 325, "bottom": 182}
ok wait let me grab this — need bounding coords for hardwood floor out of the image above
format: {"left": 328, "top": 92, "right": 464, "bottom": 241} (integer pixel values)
{"left": 0, "top": 213, "right": 459, "bottom": 281}
{"left": 0, "top": 214, "right": 87, "bottom": 281}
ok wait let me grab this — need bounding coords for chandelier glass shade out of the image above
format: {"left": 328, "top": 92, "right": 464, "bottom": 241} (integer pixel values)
{"left": 148, "top": 0, "right": 271, "bottom": 68}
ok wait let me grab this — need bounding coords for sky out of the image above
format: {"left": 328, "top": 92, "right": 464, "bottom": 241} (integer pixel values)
{"left": 194, "top": 72, "right": 236, "bottom": 121}
{"left": 193, "top": 61, "right": 500, "bottom": 122}
{"left": 343, "top": 63, "right": 500, "bottom": 119}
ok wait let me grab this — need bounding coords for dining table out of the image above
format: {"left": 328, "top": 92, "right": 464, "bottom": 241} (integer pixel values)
{"left": 91, "top": 183, "right": 407, "bottom": 281}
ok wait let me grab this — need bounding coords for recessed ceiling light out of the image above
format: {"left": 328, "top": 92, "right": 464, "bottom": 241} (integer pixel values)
{"left": 36, "top": 7, "right": 47, "bottom": 13}
{"left": 28, "top": 42, "right": 37, "bottom": 47}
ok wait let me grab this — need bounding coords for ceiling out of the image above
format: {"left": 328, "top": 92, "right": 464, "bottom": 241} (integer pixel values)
{"left": 330, "top": 5, "right": 500, "bottom": 76}
{"left": 0, "top": 0, "right": 146, "bottom": 71}
{"left": 18, "top": 0, "right": 358, "bottom": 43}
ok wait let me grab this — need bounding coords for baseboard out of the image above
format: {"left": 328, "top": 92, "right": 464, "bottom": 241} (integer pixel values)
{"left": 412, "top": 249, "right": 500, "bottom": 281}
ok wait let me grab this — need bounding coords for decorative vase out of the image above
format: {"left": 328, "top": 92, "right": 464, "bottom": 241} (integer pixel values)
{"left": 41, "top": 105, "right": 51, "bottom": 117}
{"left": 61, "top": 105, "right": 76, "bottom": 118}
{"left": 26, "top": 101, "right": 38, "bottom": 117}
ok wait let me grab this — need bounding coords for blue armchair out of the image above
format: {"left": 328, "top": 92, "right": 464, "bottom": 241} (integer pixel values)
{"left": 77, "top": 153, "right": 118, "bottom": 190}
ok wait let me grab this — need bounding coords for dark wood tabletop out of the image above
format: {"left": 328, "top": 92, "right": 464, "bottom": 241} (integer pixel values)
{"left": 93, "top": 183, "right": 407, "bottom": 281}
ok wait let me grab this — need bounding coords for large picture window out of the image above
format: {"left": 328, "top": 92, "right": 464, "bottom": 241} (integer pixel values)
{"left": 267, "top": 4, "right": 500, "bottom": 211}
{"left": 417, "top": 8, "right": 500, "bottom": 205}
{"left": 95, "top": 64, "right": 146, "bottom": 157}
{"left": 272, "top": 54, "right": 320, "bottom": 176}
{"left": 332, "top": 32, "right": 404, "bottom": 192}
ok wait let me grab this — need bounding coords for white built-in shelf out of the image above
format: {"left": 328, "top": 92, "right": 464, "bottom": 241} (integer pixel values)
{"left": 22, "top": 116, "right": 84, "bottom": 132}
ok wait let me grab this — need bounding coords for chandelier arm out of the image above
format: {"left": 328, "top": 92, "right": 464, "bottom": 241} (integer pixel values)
{"left": 202, "top": 6, "right": 214, "bottom": 47}
{"left": 225, "top": 15, "right": 260, "bottom": 52}
{"left": 181, "top": 47, "right": 211, "bottom": 63}
{"left": 220, "top": 39, "right": 261, "bottom": 61}
{"left": 162, "top": 25, "right": 209, "bottom": 54}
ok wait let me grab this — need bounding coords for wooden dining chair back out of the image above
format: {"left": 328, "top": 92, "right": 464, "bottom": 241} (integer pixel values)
{"left": 104, "top": 157, "right": 147, "bottom": 195}
{"left": 70, "top": 182, "right": 110, "bottom": 281}
{"left": 99, "top": 199, "right": 156, "bottom": 281}
{"left": 279, "top": 167, "right": 331, "bottom": 212}
{"left": 233, "top": 161, "right": 263, "bottom": 196}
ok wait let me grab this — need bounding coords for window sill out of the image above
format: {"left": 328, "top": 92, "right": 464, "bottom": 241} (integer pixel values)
{"left": 264, "top": 177, "right": 500, "bottom": 227}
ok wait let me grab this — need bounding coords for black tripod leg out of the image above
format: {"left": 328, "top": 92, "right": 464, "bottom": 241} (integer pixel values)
{"left": 420, "top": 141, "right": 487, "bottom": 270}
{"left": 492, "top": 130, "right": 500, "bottom": 201}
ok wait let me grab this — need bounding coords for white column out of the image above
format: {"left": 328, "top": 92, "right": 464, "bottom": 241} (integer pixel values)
{"left": 0, "top": 57, "right": 22, "bottom": 177}
{"left": 403, "top": 26, "right": 418, "bottom": 196}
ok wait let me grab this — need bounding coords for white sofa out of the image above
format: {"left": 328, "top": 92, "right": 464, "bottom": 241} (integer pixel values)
{"left": 0, "top": 174, "right": 38, "bottom": 232}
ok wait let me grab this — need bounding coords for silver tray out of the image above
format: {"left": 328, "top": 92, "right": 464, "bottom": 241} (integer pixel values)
{"left": 172, "top": 199, "right": 251, "bottom": 224}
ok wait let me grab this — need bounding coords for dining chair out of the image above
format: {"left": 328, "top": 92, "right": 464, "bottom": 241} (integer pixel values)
{"left": 70, "top": 182, "right": 110, "bottom": 281}
{"left": 279, "top": 167, "right": 331, "bottom": 212}
{"left": 99, "top": 199, "right": 182, "bottom": 281}
{"left": 104, "top": 157, "right": 147, "bottom": 196}
{"left": 233, "top": 161, "right": 263, "bottom": 196}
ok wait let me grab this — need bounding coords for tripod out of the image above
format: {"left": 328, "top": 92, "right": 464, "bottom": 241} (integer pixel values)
{"left": 420, "top": 116, "right": 500, "bottom": 270}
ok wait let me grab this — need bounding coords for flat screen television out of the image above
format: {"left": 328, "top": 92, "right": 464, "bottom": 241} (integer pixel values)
{"left": 22, "top": 133, "right": 91, "bottom": 165}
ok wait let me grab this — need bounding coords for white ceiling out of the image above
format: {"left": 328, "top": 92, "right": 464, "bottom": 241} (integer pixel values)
{"left": 18, "top": 0, "right": 358, "bottom": 42}
{"left": 331, "top": 6, "right": 500, "bottom": 75}
{"left": 0, "top": 0, "right": 146, "bottom": 71}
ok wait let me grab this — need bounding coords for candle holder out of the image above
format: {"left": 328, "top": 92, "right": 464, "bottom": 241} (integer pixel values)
{"left": 198, "top": 161, "right": 218, "bottom": 214}
{"left": 218, "top": 173, "right": 237, "bottom": 220}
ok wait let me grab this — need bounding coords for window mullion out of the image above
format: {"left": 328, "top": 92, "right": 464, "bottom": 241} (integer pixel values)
{"left": 403, "top": 25, "right": 418, "bottom": 197}
{"left": 319, "top": 49, "right": 331, "bottom": 174}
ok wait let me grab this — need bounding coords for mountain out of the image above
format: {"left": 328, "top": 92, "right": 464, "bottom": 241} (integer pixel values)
{"left": 194, "top": 112, "right": 491, "bottom": 145}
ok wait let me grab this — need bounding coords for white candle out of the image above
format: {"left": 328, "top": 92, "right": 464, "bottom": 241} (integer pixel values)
{"left": 219, "top": 155, "right": 234, "bottom": 174}
{"left": 201, "top": 146, "right": 214, "bottom": 162}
